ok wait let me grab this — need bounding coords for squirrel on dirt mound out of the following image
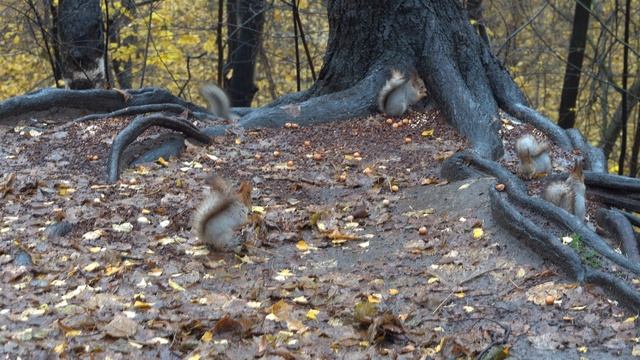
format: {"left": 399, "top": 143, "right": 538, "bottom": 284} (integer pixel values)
{"left": 192, "top": 176, "right": 252, "bottom": 251}
{"left": 377, "top": 69, "right": 428, "bottom": 117}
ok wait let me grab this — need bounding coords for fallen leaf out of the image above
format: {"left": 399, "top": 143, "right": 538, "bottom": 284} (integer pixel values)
{"left": 306, "top": 309, "right": 319, "bottom": 320}
{"left": 104, "top": 314, "right": 137, "bottom": 338}
{"left": 168, "top": 279, "right": 185, "bottom": 292}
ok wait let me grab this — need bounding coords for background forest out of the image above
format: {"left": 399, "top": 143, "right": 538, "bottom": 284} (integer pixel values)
{"left": 0, "top": 0, "right": 638, "bottom": 170}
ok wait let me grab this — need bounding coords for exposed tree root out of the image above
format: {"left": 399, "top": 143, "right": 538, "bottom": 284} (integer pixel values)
{"left": 584, "top": 172, "right": 640, "bottom": 192}
{"left": 588, "top": 188, "right": 640, "bottom": 213}
{"left": 585, "top": 270, "right": 640, "bottom": 311}
{"left": 442, "top": 150, "right": 640, "bottom": 311}
{"left": 0, "top": 87, "right": 210, "bottom": 125}
{"left": 566, "top": 128, "right": 607, "bottom": 173}
{"left": 124, "top": 133, "right": 186, "bottom": 167}
{"left": 595, "top": 208, "right": 640, "bottom": 262}
{"left": 621, "top": 211, "right": 640, "bottom": 228}
{"left": 489, "top": 186, "right": 585, "bottom": 281}
{"left": 502, "top": 103, "right": 573, "bottom": 151}
{"left": 74, "top": 103, "right": 214, "bottom": 123}
{"left": 106, "top": 114, "right": 211, "bottom": 183}
{"left": 238, "top": 71, "right": 382, "bottom": 129}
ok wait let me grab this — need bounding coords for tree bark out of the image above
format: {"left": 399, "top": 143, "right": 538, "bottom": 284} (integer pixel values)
{"left": 57, "top": 0, "right": 106, "bottom": 89}
{"left": 240, "top": 0, "right": 552, "bottom": 159}
{"left": 225, "top": 0, "right": 265, "bottom": 107}
{"left": 557, "top": 0, "right": 592, "bottom": 129}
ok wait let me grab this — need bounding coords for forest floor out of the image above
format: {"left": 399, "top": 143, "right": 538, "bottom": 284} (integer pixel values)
{"left": 0, "top": 109, "right": 638, "bottom": 359}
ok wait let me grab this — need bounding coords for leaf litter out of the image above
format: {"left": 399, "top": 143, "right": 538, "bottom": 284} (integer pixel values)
{"left": 0, "top": 110, "right": 637, "bottom": 358}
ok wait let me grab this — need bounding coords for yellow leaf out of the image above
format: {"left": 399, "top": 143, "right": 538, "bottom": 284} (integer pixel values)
{"left": 428, "top": 276, "right": 440, "bottom": 284}
{"left": 306, "top": 309, "right": 319, "bottom": 320}
{"left": 187, "top": 355, "right": 201, "bottom": 360}
{"left": 388, "top": 288, "right": 399, "bottom": 296}
{"left": 252, "top": 206, "right": 265, "bottom": 214}
{"left": 473, "top": 228, "right": 484, "bottom": 239}
{"left": 156, "top": 157, "right": 169, "bottom": 167}
{"left": 168, "top": 279, "right": 185, "bottom": 292}
{"left": 135, "top": 165, "right": 149, "bottom": 175}
{"left": 201, "top": 331, "right": 213, "bottom": 343}
{"left": 177, "top": 34, "right": 200, "bottom": 46}
{"left": 54, "top": 342, "right": 66, "bottom": 354}
{"left": 296, "top": 240, "right": 309, "bottom": 251}
{"left": 624, "top": 315, "right": 638, "bottom": 324}
{"left": 133, "top": 301, "right": 153, "bottom": 309}
{"left": 421, "top": 129, "right": 434, "bottom": 137}
{"left": 454, "top": 291, "right": 465, "bottom": 298}
{"left": 367, "top": 294, "right": 382, "bottom": 303}
{"left": 577, "top": 346, "right": 588, "bottom": 353}
{"left": 104, "top": 264, "right": 122, "bottom": 276}
{"left": 65, "top": 329, "right": 82, "bottom": 337}
{"left": 275, "top": 269, "right": 294, "bottom": 281}
{"left": 83, "top": 262, "right": 100, "bottom": 272}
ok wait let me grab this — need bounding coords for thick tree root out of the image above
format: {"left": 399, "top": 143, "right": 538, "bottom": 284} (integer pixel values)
{"left": 585, "top": 270, "right": 640, "bottom": 310}
{"left": 621, "top": 211, "right": 640, "bottom": 228}
{"left": 584, "top": 172, "right": 640, "bottom": 192}
{"left": 588, "top": 188, "right": 640, "bottom": 213}
{"left": 566, "top": 128, "right": 607, "bottom": 173}
{"left": 489, "top": 187, "right": 585, "bottom": 281}
{"left": 106, "top": 114, "right": 211, "bottom": 183}
{"left": 595, "top": 208, "right": 640, "bottom": 262}
{"left": 238, "top": 70, "right": 382, "bottom": 129}
{"left": 502, "top": 103, "right": 573, "bottom": 151}
{"left": 442, "top": 150, "right": 640, "bottom": 311}
{"left": 74, "top": 103, "right": 214, "bottom": 123}
{"left": 125, "top": 134, "right": 186, "bottom": 166}
{"left": 0, "top": 87, "right": 210, "bottom": 125}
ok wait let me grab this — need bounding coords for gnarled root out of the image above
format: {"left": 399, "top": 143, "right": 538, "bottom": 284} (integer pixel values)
{"left": 106, "top": 114, "right": 211, "bottom": 183}
{"left": 442, "top": 150, "right": 640, "bottom": 311}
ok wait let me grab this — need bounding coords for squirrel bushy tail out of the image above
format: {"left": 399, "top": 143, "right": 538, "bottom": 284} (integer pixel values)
{"left": 192, "top": 177, "right": 252, "bottom": 251}
{"left": 377, "top": 69, "right": 427, "bottom": 116}
{"left": 516, "top": 134, "right": 551, "bottom": 179}
{"left": 200, "top": 83, "right": 232, "bottom": 119}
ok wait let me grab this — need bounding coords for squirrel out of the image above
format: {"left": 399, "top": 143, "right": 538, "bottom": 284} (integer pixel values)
{"left": 200, "top": 83, "right": 233, "bottom": 120}
{"left": 515, "top": 134, "right": 552, "bottom": 179}
{"left": 543, "top": 159, "right": 586, "bottom": 222}
{"left": 377, "top": 69, "right": 428, "bottom": 116}
{"left": 192, "top": 176, "right": 252, "bottom": 251}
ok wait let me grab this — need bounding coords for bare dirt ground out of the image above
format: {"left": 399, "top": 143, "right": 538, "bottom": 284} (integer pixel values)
{"left": 0, "top": 110, "right": 637, "bottom": 359}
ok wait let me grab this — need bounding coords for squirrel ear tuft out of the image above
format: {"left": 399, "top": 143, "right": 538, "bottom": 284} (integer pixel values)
{"left": 573, "top": 158, "right": 584, "bottom": 176}
{"left": 237, "top": 181, "right": 252, "bottom": 207}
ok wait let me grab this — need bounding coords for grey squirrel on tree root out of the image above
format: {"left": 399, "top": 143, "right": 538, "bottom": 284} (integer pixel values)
{"left": 377, "top": 69, "right": 427, "bottom": 116}
{"left": 543, "top": 159, "right": 586, "bottom": 222}
{"left": 200, "top": 83, "right": 234, "bottom": 120}
{"left": 515, "top": 134, "right": 552, "bottom": 179}
{"left": 192, "top": 176, "right": 252, "bottom": 251}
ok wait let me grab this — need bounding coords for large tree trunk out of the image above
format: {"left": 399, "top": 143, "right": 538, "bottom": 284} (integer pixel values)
{"left": 225, "top": 0, "right": 265, "bottom": 107}
{"left": 57, "top": 0, "right": 105, "bottom": 89}
{"left": 557, "top": 0, "right": 592, "bottom": 129}
{"left": 239, "top": 0, "right": 574, "bottom": 159}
